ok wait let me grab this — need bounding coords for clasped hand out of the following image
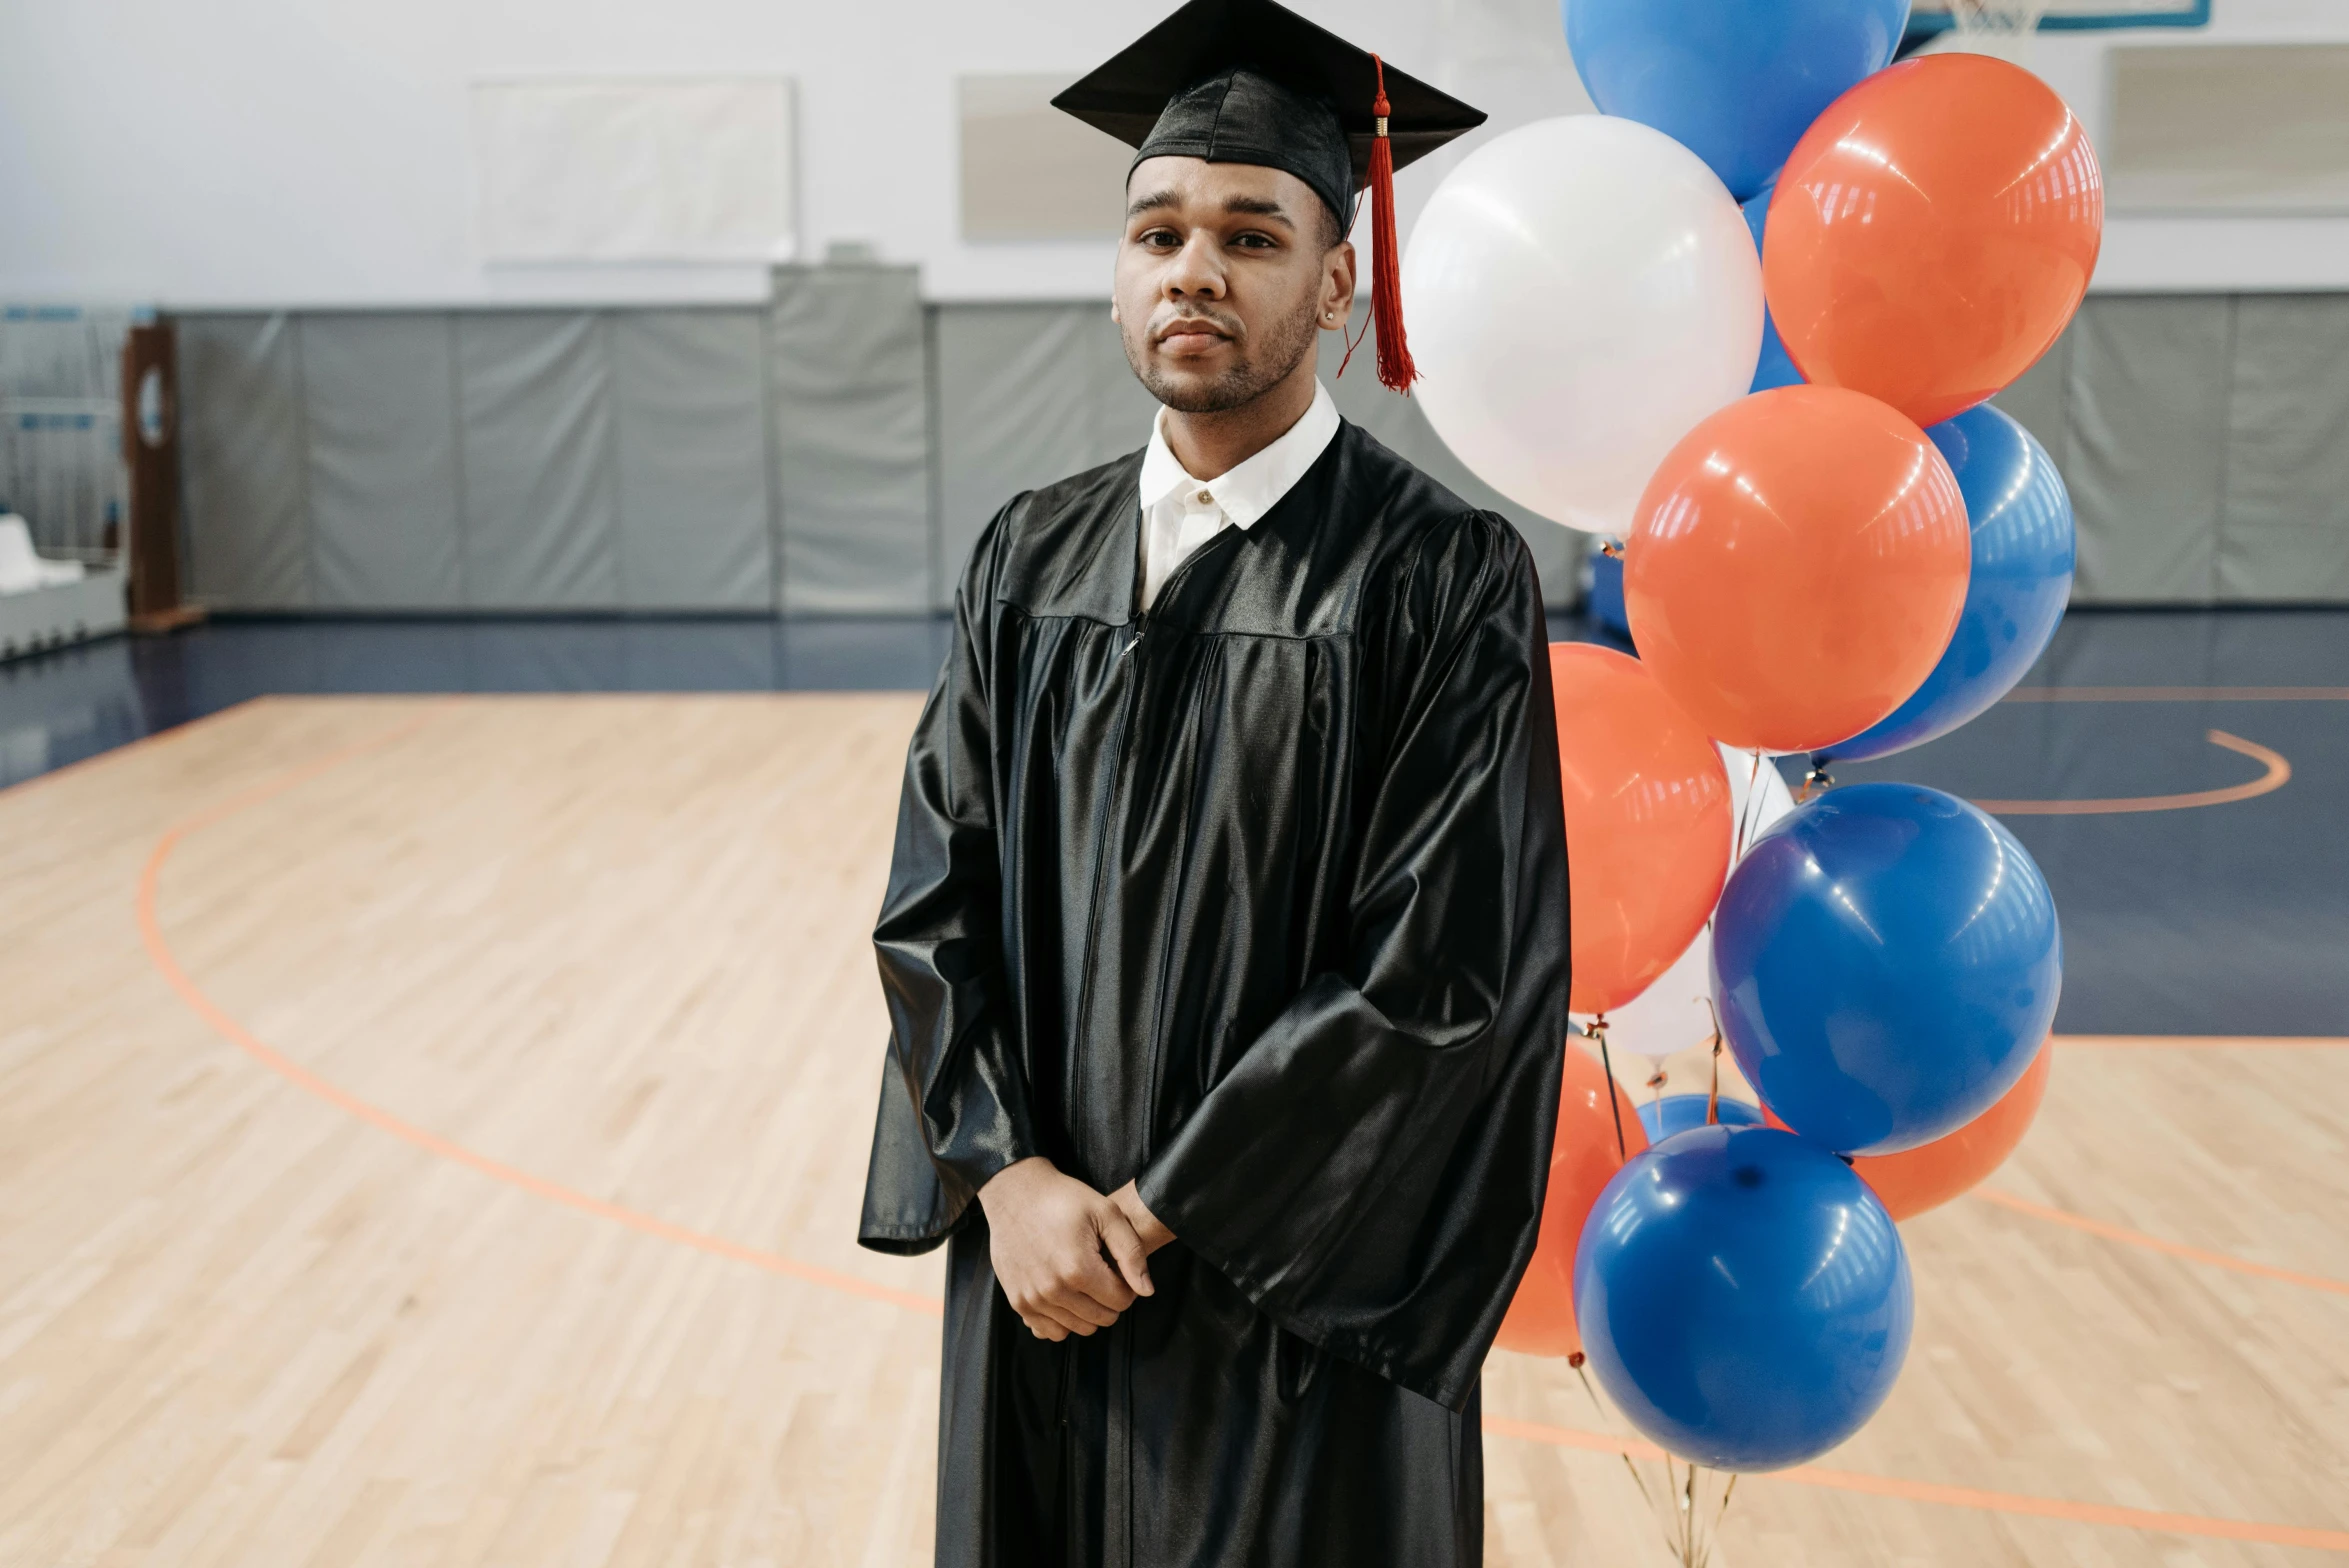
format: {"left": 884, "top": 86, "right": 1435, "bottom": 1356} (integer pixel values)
{"left": 977, "top": 1157, "right": 1175, "bottom": 1341}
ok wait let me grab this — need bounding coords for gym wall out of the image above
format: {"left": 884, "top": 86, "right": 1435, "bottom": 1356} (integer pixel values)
{"left": 15, "top": 2, "right": 2346, "bottom": 613}
{"left": 168, "top": 272, "right": 2349, "bottom": 615}
{"left": 9, "top": 1, "right": 2349, "bottom": 308}
{"left": 173, "top": 275, "right": 1582, "bottom": 615}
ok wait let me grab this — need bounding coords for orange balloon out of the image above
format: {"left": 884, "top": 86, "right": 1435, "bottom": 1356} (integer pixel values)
{"left": 1764, "top": 54, "right": 2103, "bottom": 428}
{"left": 1549, "top": 643, "right": 1732, "bottom": 1013}
{"left": 1497, "top": 1045, "right": 1648, "bottom": 1358}
{"left": 1763, "top": 1042, "right": 2052, "bottom": 1221}
{"left": 1624, "top": 385, "right": 1970, "bottom": 754}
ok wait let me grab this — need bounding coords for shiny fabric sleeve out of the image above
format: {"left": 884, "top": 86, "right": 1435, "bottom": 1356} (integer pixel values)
{"left": 858, "top": 504, "right": 1039, "bottom": 1256}
{"left": 1132, "top": 511, "right": 1572, "bottom": 1410}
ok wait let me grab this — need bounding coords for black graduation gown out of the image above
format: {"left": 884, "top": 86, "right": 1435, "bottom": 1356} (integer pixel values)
{"left": 858, "top": 419, "right": 1573, "bottom": 1568}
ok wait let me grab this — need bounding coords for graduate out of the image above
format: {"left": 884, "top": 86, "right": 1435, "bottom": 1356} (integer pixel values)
{"left": 858, "top": 2, "right": 1573, "bottom": 1562}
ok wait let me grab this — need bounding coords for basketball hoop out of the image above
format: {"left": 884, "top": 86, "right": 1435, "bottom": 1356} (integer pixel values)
{"left": 1939, "top": 0, "right": 2052, "bottom": 63}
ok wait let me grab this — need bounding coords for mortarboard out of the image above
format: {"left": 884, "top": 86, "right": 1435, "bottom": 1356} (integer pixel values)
{"left": 1053, "top": 0, "right": 1486, "bottom": 394}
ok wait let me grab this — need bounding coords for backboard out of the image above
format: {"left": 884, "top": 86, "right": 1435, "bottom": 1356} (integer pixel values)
{"left": 1902, "top": 0, "right": 2208, "bottom": 57}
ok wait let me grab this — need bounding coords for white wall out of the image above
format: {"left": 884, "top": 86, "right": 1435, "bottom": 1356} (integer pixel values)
{"left": 0, "top": 0, "right": 1558, "bottom": 308}
{"left": 1, "top": 0, "right": 2344, "bottom": 308}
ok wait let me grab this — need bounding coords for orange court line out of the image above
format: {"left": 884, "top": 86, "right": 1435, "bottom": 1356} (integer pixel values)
{"left": 1481, "top": 1418, "right": 2349, "bottom": 1553}
{"left": 124, "top": 702, "right": 2349, "bottom": 1550}
{"left": 131, "top": 704, "right": 943, "bottom": 1320}
{"left": 1996, "top": 1037, "right": 2348, "bottom": 1292}
{"left": 1971, "top": 1187, "right": 2349, "bottom": 1299}
{"left": 1973, "top": 729, "right": 2289, "bottom": 816}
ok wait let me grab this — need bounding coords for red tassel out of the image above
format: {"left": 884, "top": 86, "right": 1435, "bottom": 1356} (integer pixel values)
{"left": 1336, "top": 55, "right": 1419, "bottom": 394}
{"left": 1366, "top": 54, "right": 1416, "bottom": 395}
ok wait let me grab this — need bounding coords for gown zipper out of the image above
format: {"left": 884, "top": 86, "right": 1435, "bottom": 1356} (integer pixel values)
{"left": 1064, "top": 527, "right": 1235, "bottom": 1182}
{"left": 1056, "top": 521, "right": 1239, "bottom": 1568}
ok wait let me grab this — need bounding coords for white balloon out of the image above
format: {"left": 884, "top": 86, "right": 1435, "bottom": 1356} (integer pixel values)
{"left": 1402, "top": 115, "right": 1763, "bottom": 535}
{"left": 1574, "top": 746, "right": 1798, "bottom": 1070}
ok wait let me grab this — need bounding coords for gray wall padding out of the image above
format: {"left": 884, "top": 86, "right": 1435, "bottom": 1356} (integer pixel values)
{"left": 182, "top": 307, "right": 778, "bottom": 612}
{"left": 457, "top": 312, "right": 624, "bottom": 609}
{"left": 932, "top": 302, "right": 1159, "bottom": 606}
{"left": 303, "top": 313, "right": 466, "bottom": 609}
{"left": 175, "top": 284, "right": 2349, "bottom": 615}
{"left": 2221, "top": 296, "right": 2349, "bottom": 600}
{"left": 179, "top": 314, "right": 312, "bottom": 608}
{"left": 2065, "top": 296, "right": 2232, "bottom": 603}
{"left": 1993, "top": 292, "right": 2349, "bottom": 605}
{"left": 609, "top": 311, "right": 773, "bottom": 610}
{"left": 768, "top": 265, "right": 933, "bottom": 613}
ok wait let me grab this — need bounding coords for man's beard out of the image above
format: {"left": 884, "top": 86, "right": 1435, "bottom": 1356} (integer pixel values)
{"left": 1128, "top": 296, "right": 1320, "bottom": 414}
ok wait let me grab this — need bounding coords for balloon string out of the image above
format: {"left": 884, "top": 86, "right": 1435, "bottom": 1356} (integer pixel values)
{"left": 1699, "top": 750, "right": 1770, "bottom": 1132}
{"left": 1704, "top": 996, "right": 1725, "bottom": 1128}
{"left": 1704, "top": 1472, "right": 1740, "bottom": 1568}
{"left": 1591, "top": 1015, "right": 1627, "bottom": 1162}
{"left": 1703, "top": 753, "right": 1767, "bottom": 980}
{"left": 1573, "top": 1362, "right": 1679, "bottom": 1558}
{"left": 1733, "top": 748, "right": 1765, "bottom": 862}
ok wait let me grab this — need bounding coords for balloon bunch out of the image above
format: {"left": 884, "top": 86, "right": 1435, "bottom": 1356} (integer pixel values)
{"left": 1407, "top": 0, "right": 2104, "bottom": 1515}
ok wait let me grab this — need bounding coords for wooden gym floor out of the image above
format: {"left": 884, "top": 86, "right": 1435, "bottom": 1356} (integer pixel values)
{"left": 0, "top": 694, "right": 2342, "bottom": 1566}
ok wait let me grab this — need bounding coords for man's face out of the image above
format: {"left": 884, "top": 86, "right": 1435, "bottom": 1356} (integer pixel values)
{"left": 1113, "top": 157, "right": 1352, "bottom": 415}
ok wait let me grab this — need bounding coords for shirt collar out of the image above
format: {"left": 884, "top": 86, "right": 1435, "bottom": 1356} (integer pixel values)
{"left": 1137, "top": 379, "right": 1343, "bottom": 530}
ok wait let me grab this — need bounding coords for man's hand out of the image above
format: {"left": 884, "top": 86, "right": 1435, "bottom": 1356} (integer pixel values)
{"left": 1109, "top": 1179, "right": 1176, "bottom": 1256}
{"left": 977, "top": 1158, "right": 1156, "bottom": 1341}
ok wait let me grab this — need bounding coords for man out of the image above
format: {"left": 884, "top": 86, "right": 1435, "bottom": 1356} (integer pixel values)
{"left": 858, "top": 2, "right": 1572, "bottom": 1563}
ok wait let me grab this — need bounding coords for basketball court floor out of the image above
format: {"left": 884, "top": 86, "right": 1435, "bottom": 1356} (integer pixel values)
{"left": 0, "top": 606, "right": 2342, "bottom": 1565}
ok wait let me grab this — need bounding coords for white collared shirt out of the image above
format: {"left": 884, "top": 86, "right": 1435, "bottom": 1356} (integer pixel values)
{"left": 1134, "top": 380, "right": 1342, "bottom": 611}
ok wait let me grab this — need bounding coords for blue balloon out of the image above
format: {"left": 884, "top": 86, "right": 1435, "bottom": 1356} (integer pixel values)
{"left": 1575, "top": 1125, "right": 1912, "bottom": 1471}
{"left": 1740, "top": 181, "right": 1806, "bottom": 392}
{"left": 1713, "top": 783, "right": 2062, "bottom": 1155}
{"left": 1586, "top": 548, "right": 1632, "bottom": 639}
{"left": 1565, "top": 0, "right": 1910, "bottom": 200}
{"left": 1821, "top": 405, "right": 2075, "bottom": 762}
{"left": 1636, "top": 1092, "right": 1761, "bottom": 1145}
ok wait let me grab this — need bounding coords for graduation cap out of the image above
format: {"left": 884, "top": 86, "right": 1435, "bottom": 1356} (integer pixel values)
{"left": 1053, "top": 0, "right": 1486, "bottom": 394}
